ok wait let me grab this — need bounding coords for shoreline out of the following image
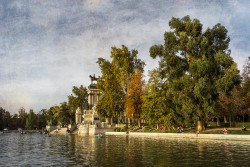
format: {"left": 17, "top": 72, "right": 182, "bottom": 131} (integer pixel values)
{"left": 11, "top": 130, "right": 250, "bottom": 141}
{"left": 105, "top": 132, "right": 250, "bottom": 141}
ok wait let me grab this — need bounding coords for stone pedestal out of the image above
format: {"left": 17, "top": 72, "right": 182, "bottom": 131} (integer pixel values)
{"left": 78, "top": 124, "right": 89, "bottom": 135}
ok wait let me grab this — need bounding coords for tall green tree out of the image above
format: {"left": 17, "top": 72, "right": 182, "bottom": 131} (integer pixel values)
{"left": 26, "top": 109, "right": 37, "bottom": 130}
{"left": 150, "top": 16, "right": 240, "bottom": 131}
{"left": 142, "top": 69, "right": 180, "bottom": 129}
{"left": 47, "top": 102, "right": 74, "bottom": 127}
{"left": 59, "top": 102, "right": 73, "bottom": 126}
{"left": 96, "top": 45, "right": 145, "bottom": 123}
{"left": 0, "top": 107, "right": 7, "bottom": 130}
{"left": 68, "top": 85, "right": 89, "bottom": 112}
{"left": 18, "top": 107, "right": 27, "bottom": 129}
{"left": 47, "top": 105, "right": 60, "bottom": 126}
{"left": 37, "top": 109, "right": 48, "bottom": 130}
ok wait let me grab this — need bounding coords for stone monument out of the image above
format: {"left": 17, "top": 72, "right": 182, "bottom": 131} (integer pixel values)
{"left": 77, "top": 74, "right": 104, "bottom": 135}
{"left": 82, "top": 74, "right": 101, "bottom": 124}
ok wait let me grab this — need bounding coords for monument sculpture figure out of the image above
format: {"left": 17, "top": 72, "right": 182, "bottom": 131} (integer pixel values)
{"left": 89, "top": 74, "right": 99, "bottom": 83}
{"left": 76, "top": 73, "right": 117, "bottom": 135}
{"left": 77, "top": 74, "right": 102, "bottom": 135}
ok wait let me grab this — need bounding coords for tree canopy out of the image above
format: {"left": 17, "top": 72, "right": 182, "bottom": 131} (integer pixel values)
{"left": 148, "top": 15, "right": 240, "bottom": 131}
{"left": 68, "top": 85, "right": 89, "bottom": 112}
{"left": 96, "top": 45, "right": 145, "bottom": 123}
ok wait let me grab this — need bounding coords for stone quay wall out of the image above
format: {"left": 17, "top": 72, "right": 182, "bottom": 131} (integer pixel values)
{"left": 105, "top": 132, "right": 250, "bottom": 141}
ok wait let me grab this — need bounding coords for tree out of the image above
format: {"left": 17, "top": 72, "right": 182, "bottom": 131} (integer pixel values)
{"left": 142, "top": 69, "right": 163, "bottom": 128}
{"left": 47, "top": 102, "right": 73, "bottom": 127}
{"left": 47, "top": 106, "right": 60, "bottom": 126}
{"left": 241, "top": 57, "right": 250, "bottom": 81}
{"left": 9, "top": 114, "right": 19, "bottom": 130}
{"left": 37, "top": 109, "right": 48, "bottom": 130}
{"left": 68, "top": 85, "right": 89, "bottom": 112}
{"left": 241, "top": 57, "right": 250, "bottom": 121}
{"left": 149, "top": 16, "right": 240, "bottom": 131}
{"left": 18, "top": 107, "right": 27, "bottom": 129}
{"left": 125, "top": 71, "right": 144, "bottom": 127}
{"left": 219, "top": 86, "right": 244, "bottom": 127}
{"left": 96, "top": 57, "right": 123, "bottom": 121}
{"left": 2, "top": 110, "right": 11, "bottom": 129}
{"left": 96, "top": 45, "right": 145, "bottom": 123}
{"left": 26, "top": 109, "right": 37, "bottom": 130}
{"left": 0, "top": 107, "right": 6, "bottom": 130}
{"left": 68, "top": 85, "right": 89, "bottom": 125}
{"left": 58, "top": 102, "right": 72, "bottom": 126}
{"left": 142, "top": 69, "right": 180, "bottom": 129}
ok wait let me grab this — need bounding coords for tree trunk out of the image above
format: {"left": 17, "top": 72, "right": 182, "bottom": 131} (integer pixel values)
{"left": 229, "top": 115, "right": 232, "bottom": 127}
{"left": 217, "top": 117, "right": 220, "bottom": 126}
{"left": 224, "top": 116, "right": 227, "bottom": 123}
{"left": 128, "top": 118, "right": 132, "bottom": 125}
{"left": 125, "top": 117, "right": 128, "bottom": 128}
{"left": 232, "top": 116, "right": 235, "bottom": 127}
{"left": 243, "top": 114, "right": 245, "bottom": 127}
{"left": 186, "top": 52, "right": 191, "bottom": 64}
{"left": 137, "top": 120, "right": 141, "bottom": 128}
{"left": 197, "top": 120, "right": 205, "bottom": 132}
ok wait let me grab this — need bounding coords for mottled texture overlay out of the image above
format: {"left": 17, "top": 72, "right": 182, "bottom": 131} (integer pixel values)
{"left": 0, "top": 0, "right": 249, "bottom": 113}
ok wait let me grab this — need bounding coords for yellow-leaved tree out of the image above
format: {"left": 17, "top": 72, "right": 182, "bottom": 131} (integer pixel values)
{"left": 125, "top": 71, "right": 144, "bottom": 127}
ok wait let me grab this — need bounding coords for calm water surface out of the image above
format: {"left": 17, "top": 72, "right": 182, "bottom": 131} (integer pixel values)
{"left": 1, "top": 133, "right": 250, "bottom": 166}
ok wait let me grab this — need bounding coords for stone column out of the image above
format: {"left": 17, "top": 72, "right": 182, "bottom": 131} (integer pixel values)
{"left": 75, "top": 107, "right": 82, "bottom": 125}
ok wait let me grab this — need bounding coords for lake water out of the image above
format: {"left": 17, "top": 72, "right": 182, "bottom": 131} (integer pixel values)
{"left": 1, "top": 133, "right": 250, "bottom": 167}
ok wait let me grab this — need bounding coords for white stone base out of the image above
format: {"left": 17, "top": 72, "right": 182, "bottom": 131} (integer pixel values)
{"left": 78, "top": 124, "right": 115, "bottom": 135}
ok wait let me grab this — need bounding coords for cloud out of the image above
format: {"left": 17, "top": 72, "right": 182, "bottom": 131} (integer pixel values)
{"left": 85, "top": 0, "right": 103, "bottom": 6}
{"left": 0, "top": 84, "right": 35, "bottom": 113}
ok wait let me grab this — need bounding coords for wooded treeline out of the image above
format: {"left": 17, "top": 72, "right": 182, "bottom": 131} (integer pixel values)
{"left": 0, "top": 85, "right": 89, "bottom": 130}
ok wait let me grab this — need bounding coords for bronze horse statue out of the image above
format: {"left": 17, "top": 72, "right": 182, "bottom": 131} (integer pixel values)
{"left": 89, "top": 74, "right": 99, "bottom": 83}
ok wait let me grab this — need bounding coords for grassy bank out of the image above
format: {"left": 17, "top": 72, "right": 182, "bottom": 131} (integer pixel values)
{"left": 135, "top": 122, "right": 250, "bottom": 135}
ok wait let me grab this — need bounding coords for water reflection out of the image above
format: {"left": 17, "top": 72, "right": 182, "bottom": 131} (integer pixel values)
{"left": 1, "top": 133, "right": 250, "bottom": 166}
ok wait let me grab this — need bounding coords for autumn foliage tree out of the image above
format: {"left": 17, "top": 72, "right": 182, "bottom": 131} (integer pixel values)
{"left": 240, "top": 57, "right": 250, "bottom": 121}
{"left": 218, "top": 65, "right": 250, "bottom": 126}
{"left": 125, "top": 71, "right": 144, "bottom": 127}
{"left": 219, "top": 86, "right": 245, "bottom": 127}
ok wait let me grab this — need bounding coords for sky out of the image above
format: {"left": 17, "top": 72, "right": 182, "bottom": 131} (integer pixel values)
{"left": 1, "top": 0, "right": 250, "bottom": 114}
